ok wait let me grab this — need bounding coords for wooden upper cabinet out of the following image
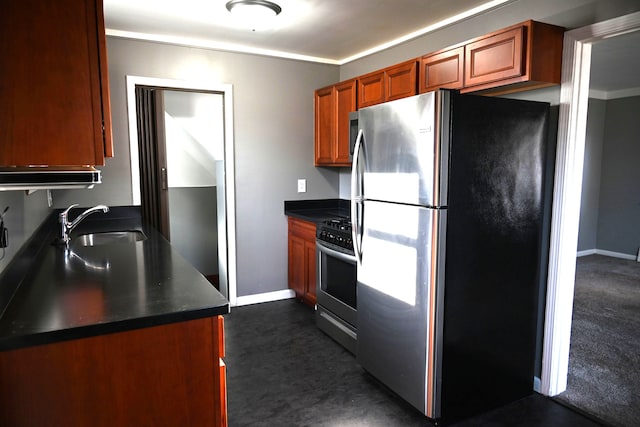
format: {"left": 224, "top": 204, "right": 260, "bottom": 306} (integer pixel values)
{"left": 0, "top": 0, "right": 113, "bottom": 167}
{"left": 419, "top": 46, "right": 464, "bottom": 93}
{"left": 314, "top": 86, "right": 335, "bottom": 165}
{"left": 465, "top": 26, "right": 524, "bottom": 87}
{"left": 313, "top": 19, "right": 564, "bottom": 167}
{"left": 359, "top": 60, "right": 418, "bottom": 108}
{"left": 358, "top": 71, "right": 385, "bottom": 108}
{"left": 334, "top": 80, "right": 357, "bottom": 165}
{"left": 314, "top": 80, "right": 356, "bottom": 167}
{"left": 462, "top": 20, "right": 564, "bottom": 94}
{"left": 386, "top": 60, "right": 418, "bottom": 102}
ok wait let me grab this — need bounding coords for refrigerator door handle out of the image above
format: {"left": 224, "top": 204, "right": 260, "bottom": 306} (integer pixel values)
{"left": 351, "top": 128, "right": 364, "bottom": 264}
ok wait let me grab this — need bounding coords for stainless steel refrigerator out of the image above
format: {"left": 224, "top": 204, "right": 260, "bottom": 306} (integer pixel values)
{"left": 351, "top": 90, "right": 553, "bottom": 422}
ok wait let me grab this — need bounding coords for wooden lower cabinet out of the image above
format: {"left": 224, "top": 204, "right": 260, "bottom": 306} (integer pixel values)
{"left": 288, "top": 217, "right": 317, "bottom": 307}
{"left": 0, "top": 316, "right": 227, "bottom": 427}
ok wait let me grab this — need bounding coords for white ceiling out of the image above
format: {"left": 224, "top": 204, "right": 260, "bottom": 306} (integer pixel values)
{"left": 103, "top": 0, "right": 516, "bottom": 63}
{"left": 103, "top": 0, "right": 640, "bottom": 93}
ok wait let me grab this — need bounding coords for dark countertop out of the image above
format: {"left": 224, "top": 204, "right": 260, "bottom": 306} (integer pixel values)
{"left": 284, "top": 199, "right": 350, "bottom": 223}
{"left": 0, "top": 206, "right": 229, "bottom": 351}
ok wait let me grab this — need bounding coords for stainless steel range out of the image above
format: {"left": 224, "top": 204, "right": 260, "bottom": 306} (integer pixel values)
{"left": 315, "top": 218, "right": 357, "bottom": 354}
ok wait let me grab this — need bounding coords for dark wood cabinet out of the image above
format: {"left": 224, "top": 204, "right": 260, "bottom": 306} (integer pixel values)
{"left": 0, "top": 317, "right": 227, "bottom": 427}
{"left": 462, "top": 20, "right": 564, "bottom": 94}
{"left": 288, "top": 217, "right": 317, "bottom": 307}
{"left": 0, "top": 0, "right": 113, "bottom": 167}
{"left": 419, "top": 46, "right": 464, "bottom": 93}
{"left": 314, "top": 79, "right": 356, "bottom": 167}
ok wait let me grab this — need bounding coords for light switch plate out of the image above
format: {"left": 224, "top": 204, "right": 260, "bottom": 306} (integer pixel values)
{"left": 297, "top": 179, "right": 306, "bottom": 193}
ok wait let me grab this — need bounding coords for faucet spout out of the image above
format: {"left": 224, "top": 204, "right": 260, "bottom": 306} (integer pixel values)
{"left": 59, "top": 204, "right": 110, "bottom": 244}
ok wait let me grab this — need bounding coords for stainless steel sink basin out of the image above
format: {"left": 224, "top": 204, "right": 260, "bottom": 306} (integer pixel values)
{"left": 75, "top": 231, "right": 147, "bottom": 247}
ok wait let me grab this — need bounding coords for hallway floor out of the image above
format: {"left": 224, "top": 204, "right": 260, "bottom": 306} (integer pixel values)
{"left": 225, "top": 299, "right": 604, "bottom": 426}
{"left": 556, "top": 255, "right": 640, "bottom": 426}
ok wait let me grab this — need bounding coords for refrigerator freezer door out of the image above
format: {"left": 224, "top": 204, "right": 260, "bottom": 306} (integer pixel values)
{"left": 357, "top": 91, "right": 449, "bottom": 208}
{"left": 356, "top": 200, "right": 446, "bottom": 418}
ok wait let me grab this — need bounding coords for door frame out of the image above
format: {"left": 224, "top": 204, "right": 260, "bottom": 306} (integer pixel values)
{"left": 541, "top": 11, "right": 640, "bottom": 396}
{"left": 125, "top": 75, "right": 237, "bottom": 306}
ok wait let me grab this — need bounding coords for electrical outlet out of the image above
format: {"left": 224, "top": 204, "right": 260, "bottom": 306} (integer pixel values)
{"left": 297, "top": 179, "right": 307, "bottom": 193}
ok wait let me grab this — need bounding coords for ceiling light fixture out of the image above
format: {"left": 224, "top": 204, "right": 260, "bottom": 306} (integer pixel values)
{"left": 225, "top": 0, "right": 282, "bottom": 22}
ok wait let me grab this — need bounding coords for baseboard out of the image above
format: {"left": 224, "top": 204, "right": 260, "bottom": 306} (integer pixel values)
{"left": 233, "top": 289, "right": 295, "bottom": 307}
{"left": 576, "top": 249, "right": 596, "bottom": 257}
{"left": 576, "top": 248, "right": 636, "bottom": 260}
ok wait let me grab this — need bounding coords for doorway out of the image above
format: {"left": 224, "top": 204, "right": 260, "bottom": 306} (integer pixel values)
{"left": 541, "top": 11, "right": 640, "bottom": 398}
{"left": 125, "top": 76, "right": 237, "bottom": 305}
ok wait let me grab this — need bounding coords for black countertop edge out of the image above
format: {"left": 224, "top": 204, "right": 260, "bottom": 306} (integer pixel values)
{"left": 0, "top": 306, "right": 228, "bottom": 351}
{"left": 284, "top": 199, "right": 350, "bottom": 223}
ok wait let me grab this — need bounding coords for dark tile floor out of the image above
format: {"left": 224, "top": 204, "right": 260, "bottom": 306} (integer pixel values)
{"left": 225, "top": 299, "right": 604, "bottom": 426}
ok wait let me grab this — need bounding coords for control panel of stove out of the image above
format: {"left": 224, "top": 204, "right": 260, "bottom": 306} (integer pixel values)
{"left": 317, "top": 218, "right": 353, "bottom": 252}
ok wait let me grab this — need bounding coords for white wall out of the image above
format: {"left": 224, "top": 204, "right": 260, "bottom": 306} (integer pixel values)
{"left": 164, "top": 90, "right": 223, "bottom": 188}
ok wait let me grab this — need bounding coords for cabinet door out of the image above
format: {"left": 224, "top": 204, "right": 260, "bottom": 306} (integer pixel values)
{"left": 464, "top": 26, "right": 524, "bottom": 88}
{"left": 213, "top": 316, "right": 228, "bottom": 427}
{"left": 334, "top": 80, "right": 357, "bottom": 166}
{"left": 386, "top": 60, "right": 418, "bottom": 102}
{"left": 358, "top": 71, "right": 385, "bottom": 108}
{"left": 419, "top": 47, "right": 464, "bottom": 93}
{"left": 288, "top": 217, "right": 317, "bottom": 307}
{"left": 0, "top": 318, "right": 224, "bottom": 427}
{"left": 314, "top": 86, "right": 335, "bottom": 165}
{"left": 288, "top": 233, "right": 306, "bottom": 298}
{"left": 304, "top": 239, "right": 317, "bottom": 305}
{"left": 0, "top": 0, "right": 112, "bottom": 166}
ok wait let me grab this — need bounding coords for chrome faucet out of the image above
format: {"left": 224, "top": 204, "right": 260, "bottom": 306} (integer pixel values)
{"left": 59, "top": 204, "right": 109, "bottom": 244}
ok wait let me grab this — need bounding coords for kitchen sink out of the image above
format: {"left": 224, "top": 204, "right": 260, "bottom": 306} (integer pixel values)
{"left": 75, "top": 231, "right": 147, "bottom": 247}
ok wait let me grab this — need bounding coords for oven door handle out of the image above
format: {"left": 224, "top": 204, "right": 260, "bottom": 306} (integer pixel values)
{"left": 316, "top": 242, "right": 357, "bottom": 264}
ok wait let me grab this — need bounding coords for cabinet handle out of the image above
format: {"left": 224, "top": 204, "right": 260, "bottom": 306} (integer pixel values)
{"left": 161, "top": 167, "right": 168, "bottom": 190}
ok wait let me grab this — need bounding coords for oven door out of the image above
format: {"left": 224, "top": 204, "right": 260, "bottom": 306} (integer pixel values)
{"left": 316, "top": 241, "right": 357, "bottom": 327}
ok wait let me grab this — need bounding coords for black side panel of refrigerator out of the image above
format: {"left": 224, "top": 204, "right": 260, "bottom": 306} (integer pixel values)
{"left": 439, "top": 92, "right": 552, "bottom": 421}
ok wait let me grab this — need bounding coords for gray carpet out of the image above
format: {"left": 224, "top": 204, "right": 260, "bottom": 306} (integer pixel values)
{"left": 555, "top": 255, "right": 640, "bottom": 427}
